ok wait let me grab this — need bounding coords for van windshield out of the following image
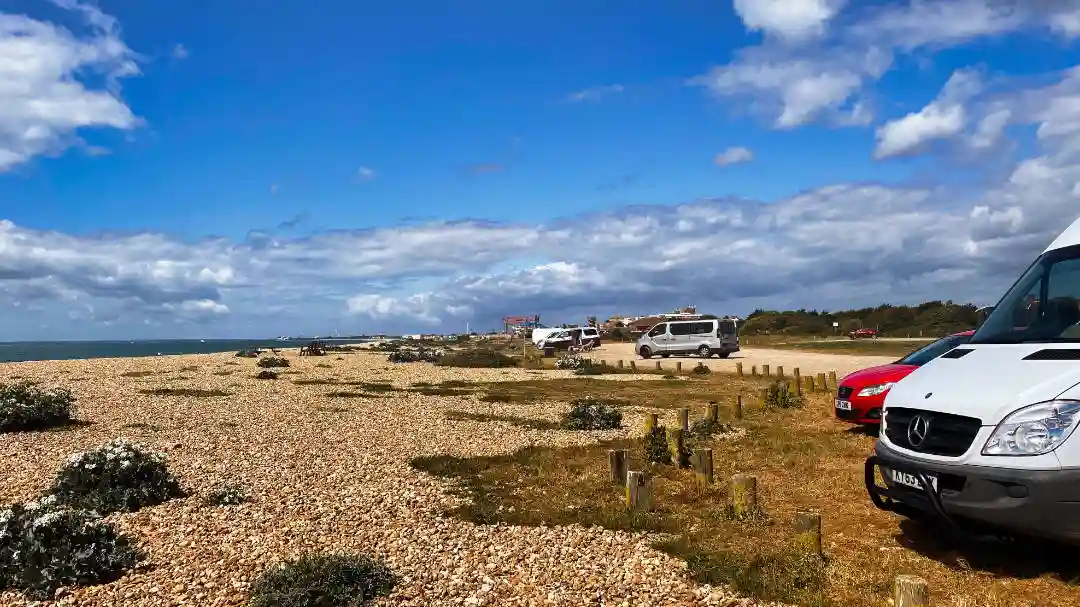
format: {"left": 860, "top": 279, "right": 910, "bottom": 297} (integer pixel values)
{"left": 971, "top": 244, "right": 1080, "bottom": 344}
{"left": 896, "top": 333, "right": 971, "bottom": 366}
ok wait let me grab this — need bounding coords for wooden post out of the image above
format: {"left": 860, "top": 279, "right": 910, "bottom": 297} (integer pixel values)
{"left": 736, "top": 362, "right": 743, "bottom": 376}
{"left": 758, "top": 387, "right": 768, "bottom": 407}
{"left": 735, "top": 395, "right": 743, "bottom": 420}
{"left": 617, "top": 359, "right": 624, "bottom": 369}
{"left": 600, "top": 359, "right": 606, "bottom": 367}
{"left": 893, "top": 575, "right": 930, "bottom": 607}
{"left": 677, "top": 408, "right": 690, "bottom": 432}
{"left": 751, "top": 365, "right": 757, "bottom": 377}
{"left": 794, "top": 368, "right": 802, "bottom": 395}
{"left": 706, "top": 402, "right": 719, "bottom": 423}
{"left": 693, "top": 449, "right": 714, "bottom": 486}
{"left": 608, "top": 449, "right": 629, "bottom": 486}
{"left": 762, "top": 364, "right": 770, "bottom": 377}
{"left": 655, "top": 361, "right": 662, "bottom": 371}
{"left": 816, "top": 373, "right": 827, "bottom": 393}
{"left": 629, "top": 360, "right": 636, "bottom": 372}
{"left": 804, "top": 376, "right": 815, "bottom": 395}
{"left": 644, "top": 412, "right": 659, "bottom": 434}
{"left": 667, "top": 428, "right": 689, "bottom": 467}
{"left": 676, "top": 361, "right": 683, "bottom": 373}
{"left": 626, "top": 471, "right": 651, "bottom": 512}
{"left": 828, "top": 371, "right": 837, "bottom": 390}
{"left": 793, "top": 512, "right": 822, "bottom": 558}
{"left": 777, "top": 365, "right": 784, "bottom": 378}
{"left": 731, "top": 474, "right": 758, "bottom": 518}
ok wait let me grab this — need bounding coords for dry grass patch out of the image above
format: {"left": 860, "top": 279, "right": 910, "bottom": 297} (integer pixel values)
{"left": 413, "top": 375, "right": 1080, "bottom": 607}
{"left": 120, "top": 370, "right": 156, "bottom": 378}
{"left": 139, "top": 387, "right": 232, "bottom": 397}
{"left": 293, "top": 378, "right": 338, "bottom": 385}
{"left": 444, "top": 410, "right": 561, "bottom": 431}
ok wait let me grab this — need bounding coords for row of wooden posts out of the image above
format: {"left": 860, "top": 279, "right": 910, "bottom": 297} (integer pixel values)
{"left": 609, "top": 406, "right": 933, "bottom": 607}
{"left": 586, "top": 358, "right": 840, "bottom": 395}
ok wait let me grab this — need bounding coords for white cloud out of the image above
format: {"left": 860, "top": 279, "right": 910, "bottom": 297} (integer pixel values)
{"left": 356, "top": 166, "right": 376, "bottom": 181}
{"left": 567, "top": 84, "right": 625, "bottom": 103}
{"left": 171, "top": 43, "right": 188, "bottom": 60}
{"left": 874, "top": 69, "right": 981, "bottom": 159}
{"left": 733, "top": 0, "right": 846, "bottom": 42}
{"left": 0, "top": 1, "right": 141, "bottom": 171}
{"left": 714, "top": 146, "right": 755, "bottom": 166}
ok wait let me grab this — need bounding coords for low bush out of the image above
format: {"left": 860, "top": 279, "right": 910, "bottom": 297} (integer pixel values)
{"left": 52, "top": 439, "right": 185, "bottom": 515}
{"left": 691, "top": 364, "right": 712, "bottom": 376}
{"left": 688, "top": 418, "right": 732, "bottom": 443}
{"left": 257, "top": 356, "right": 290, "bottom": 368}
{"left": 387, "top": 349, "right": 441, "bottom": 363}
{"left": 436, "top": 349, "right": 518, "bottom": 368}
{"left": 0, "top": 381, "right": 76, "bottom": 433}
{"left": 204, "top": 483, "right": 249, "bottom": 507}
{"left": 255, "top": 370, "right": 278, "bottom": 380}
{"left": 235, "top": 349, "right": 259, "bottom": 358}
{"left": 248, "top": 553, "right": 395, "bottom": 607}
{"left": 0, "top": 497, "right": 140, "bottom": 599}
{"left": 561, "top": 397, "right": 623, "bottom": 430}
{"left": 553, "top": 354, "right": 585, "bottom": 370}
{"left": 573, "top": 361, "right": 618, "bottom": 376}
{"left": 643, "top": 426, "right": 672, "bottom": 465}
{"left": 764, "top": 381, "right": 804, "bottom": 409}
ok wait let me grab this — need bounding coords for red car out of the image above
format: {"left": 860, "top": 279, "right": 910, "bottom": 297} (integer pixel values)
{"left": 834, "top": 330, "right": 975, "bottom": 426}
{"left": 848, "top": 328, "right": 878, "bottom": 339}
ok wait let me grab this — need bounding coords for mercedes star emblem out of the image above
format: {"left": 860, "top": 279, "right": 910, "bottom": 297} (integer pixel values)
{"left": 907, "top": 415, "right": 931, "bottom": 447}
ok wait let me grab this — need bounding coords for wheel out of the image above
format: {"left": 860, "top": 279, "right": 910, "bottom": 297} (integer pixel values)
{"left": 697, "top": 345, "right": 711, "bottom": 357}
{"left": 639, "top": 346, "right": 652, "bottom": 359}
{"left": 661, "top": 353, "right": 670, "bottom": 358}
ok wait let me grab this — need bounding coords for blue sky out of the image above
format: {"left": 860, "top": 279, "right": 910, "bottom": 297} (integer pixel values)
{"left": 2, "top": 0, "right": 1080, "bottom": 339}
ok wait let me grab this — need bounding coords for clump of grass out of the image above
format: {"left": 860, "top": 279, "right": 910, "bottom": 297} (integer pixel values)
{"left": 662, "top": 374, "right": 679, "bottom": 380}
{"left": 120, "top": 370, "right": 155, "bottom": 378}
{"left": 560, "top": 397, "right": 623, "bottom": 430}
{"left": 203, "top": 482, "right": 249, "bottom": 506}
{"left": 327, "top": 391, "right": 381, "bottom": 399}
{"left": 179, "top": 365, "right": 199, "bottom": 372}
{"left": 315, "top": 363, "right": 333, "bottom": 368}
{"left": 255, "top": 370, "right": 278, "bottom": 380}
{"left": 120, "top": 422, "right": 161, "bottom": 432}
{"left": 436, "top": 349, "right": 518, "bottom": 368}
{"left": 213, "top": 370, "right": 235, "bottom": 376}
{"left": 235, "top": 349, "right": 259, "bottom": 358}
{"left": 248, "top": 553, "right": 395, "bottom": 607}
{"left": 445, "top": 410, "right": 560, "bottom": 430}
{"left": 643, "top": 426, "right": 672, "bottom": 465}
{"left": 0, "top": 381, "right": 77, "bottom": 433}
{"left": 140, "top": 387, "right": 231, "bottom": 397}
{"left": 442, "top": 380, "right": 469, "bottom": 388}
{"left": 293, "top": 378, "right": 338, "bottom": 385}
{"left": 688, "top": 418, "right": 732, "bottom": 442}
{"left": 410, "top": 385, "right": 473, "bottom": 396}
{"left": 480, "top": 392, "right": 515, "bottom": 403}
{"left": 573, "top": 361, "right": 619, "bottom": 376}
{"left": 691, "top": 364, "right": 712, "bottom": 376}
{"left": 257, "top": 356, "right": 290, "bottom": 368}
{"left": 764, "top": 381, "right": 804, "bottom": 409}
{"left": 224, "top": 361, "right": 241, "bottom": 366}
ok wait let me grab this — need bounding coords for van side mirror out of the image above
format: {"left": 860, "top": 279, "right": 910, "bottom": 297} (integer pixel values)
{"left": 976, "top": 306, "right": 994, "bottom": 328}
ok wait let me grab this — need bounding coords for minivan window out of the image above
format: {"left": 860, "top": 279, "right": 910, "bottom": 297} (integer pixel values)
{"left": 670, "top": 323, "right": 691, "bottom": 336}
{"left": 719, "top": 320, "right": 737, "bottom": 336}
{"left": 896, "top": 333, "right": 972, "bottom": 366}
{"left": 972, "top": 244, "right": 1080, "bottom": 344}
{"left": 690, "top": 321, "right": 714, "bottom": 334}
{"left": 648, "top": 324, "right": 667, "bottom": 337}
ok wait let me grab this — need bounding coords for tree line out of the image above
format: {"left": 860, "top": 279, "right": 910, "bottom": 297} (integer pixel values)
{"left": 740, "top": 301, "right": 979, "bottom": 337}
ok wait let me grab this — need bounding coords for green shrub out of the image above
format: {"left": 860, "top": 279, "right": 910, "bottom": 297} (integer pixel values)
{"left": 561, "top": 397, "right": 623, "bottom": 430}
{"left": 689, "top": 418, "right": 731, "bottom": 440}
{"left": 248, "top": 553, "right": 395, "bottom": 607}
{"left": 0, "top": 497, "right": 140, "bottom": 599}
{"left": 255, "top": 370, "right": 278, "bottom": 380}
{"left": 764, "top": 381, "right": 804, "bottom": 409}
{"left": 643, "top": 426, "right": 672, "bottom": 465}
{"left": 691, "top": 364, "right": 712, "bottom": 375}
{"left": 51, "top": 439, "right": 185, "bottom": 515}
{"left": 436, "top": 349, "right": 518, "bottom": 368}
{"left": 257, "top": 356, "right": 290, "bottom": 368}
{"left": 235, "top": 349, "right": 259, "bottom": 358}
{"left": 204, "top": 483, "right": 249, "bottom": 507}
{"left": 0, "top": 381, "right": 76, "bottom": 433}
{"left": 572, "top": 361, "right": 618, "bottom": 376}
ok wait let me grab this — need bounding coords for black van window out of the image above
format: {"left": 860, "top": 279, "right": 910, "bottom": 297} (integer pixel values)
{"left": 718, "top": 320, "right": 737, "bottom": 336}
{"left": 690, "top": 321, "right": 713, "bottom": 334}
{"left": 648, "top": 324, "right": 667, "bottom": 337}
{"left": 670, "top": 323, "right": 691, "bottom": 336}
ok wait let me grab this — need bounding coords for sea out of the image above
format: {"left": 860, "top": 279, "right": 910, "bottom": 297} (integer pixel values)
{"left": 0, "top": 339, "right": 374, "bottom": 363}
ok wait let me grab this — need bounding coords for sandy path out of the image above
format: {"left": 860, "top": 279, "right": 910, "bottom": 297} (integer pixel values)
{"left": 589, "top": 342, "right": 897, "bottom": 378}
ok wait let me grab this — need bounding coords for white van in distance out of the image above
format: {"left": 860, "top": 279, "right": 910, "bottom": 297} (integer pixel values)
{"left": 866, "top": 215, "right": 1080, "bottom": 542}
{"left": 636, "top": 318, "right": 739, "bottom": 359}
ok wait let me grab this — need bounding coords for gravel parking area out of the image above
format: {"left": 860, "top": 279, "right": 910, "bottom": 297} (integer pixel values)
{"left": 0, "top": 351, "right": 756, "bottom": 607}
{"left": 589, "top": 342, "right": 896, "bottom": 376}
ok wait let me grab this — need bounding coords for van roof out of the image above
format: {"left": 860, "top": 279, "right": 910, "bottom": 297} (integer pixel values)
{"left": 1045, "top": 214, "right": 1080, "bottom": 253}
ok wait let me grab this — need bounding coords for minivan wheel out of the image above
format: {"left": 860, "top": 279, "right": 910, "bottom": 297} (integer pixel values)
{"left": 697, "top": 345, "right": 711, "bottom": 358}
{"left": 661, "top": 354, "right": 670, "bottom": 358}
{"left": 639, "top": 346, "right": 652, "bottom": 359}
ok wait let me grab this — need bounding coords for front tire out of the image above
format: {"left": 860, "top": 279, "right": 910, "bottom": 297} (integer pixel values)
{"left": 697, "top": 345, "right": 711, "bottom": 358}
{"left": 639, "top": 346, "right": 652, "bottom": 359}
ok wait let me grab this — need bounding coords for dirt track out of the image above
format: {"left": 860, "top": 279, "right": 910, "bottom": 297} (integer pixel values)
{"left": 589, "top": 342, "right": 897, "bottom": 377}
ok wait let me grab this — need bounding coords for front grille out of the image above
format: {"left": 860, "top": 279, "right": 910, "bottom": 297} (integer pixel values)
{"left": 837, "top": 386, "right": 854, "bottom": 399}
{"left": 884, "top": 407, "right": 982, "bottom": 457}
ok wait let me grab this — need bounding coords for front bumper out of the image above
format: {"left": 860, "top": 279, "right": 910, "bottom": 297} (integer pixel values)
{"left": 866, "top": 441, "right": 1080, "bottom": 543}
{"left": 834, "top": 390, "right": 883, "bottom": 425}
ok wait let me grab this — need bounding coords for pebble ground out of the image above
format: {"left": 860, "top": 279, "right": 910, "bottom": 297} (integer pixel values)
{"left": 0, "top": 350, "right": 761, "bottom": 607}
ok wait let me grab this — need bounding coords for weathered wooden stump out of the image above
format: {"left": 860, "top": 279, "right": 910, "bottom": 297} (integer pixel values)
{"left": 736, "top": 394, "right": 744, "bottom": 420}
{"left": 676, "top": 361, "right": 683, "bottom": 373}
{"left": 751, "top": 365, "right": 758, "bottom": 377}
{"left": 804, "top": 376, "right": 815, "bottom": 395}
{"left": 600, "top": 359, "right": 606, "bottom": 367}
{"left": 758, "top": 387, "right": 768, "bottom": 407}
{"left": 828, "top": 371, "right": 837, "bottom": 390}
{"left": 693, "top": 449, "right": 714, "bottom": 486}
{"left": 677, "top": 407, "right": 690, "bottom": 432}
{"left": 655, "top": 361, "right": 662, "bottom": 371}
{"left": 644, "top": 412, "right": 659, "bottom": 434}
{"left": 762, "top": 364, "right": 770, "bottom": 377}
{"left": 626, "top": 471, "right": 651, "bottom": 512}
{"left": 794, "top": 511, "right": 822, "bottom": 558}
{"left": 777, "top": 365, "right": 784, "bottom": 378}
{"left": 629, "top": 360, "right": 636, "bottom": 371}
{"left": 666, "top": 428, "right": 689, "bottom": 468}
{"left": 793, "top": 368, "right": 802, "bottom": 395}
{"left": 617, "top": 359, "right": 624, "bottom": 369}
{"left": 736, "top": 362, "right": 744, "bottom": 376}
{"left": 816, "top": 373, "right": 827, "bottom": 392}
{"left": 894, "top": 575, "right": 930, "bottom": 607}
{"left": 731, "top": 474, "right": 758, "bottom": 518}
{"left": 609, "top": 449, "right": 629, "bottom": 486}
{"left": 706, "top": 402, "right": 719, "bottom": 423}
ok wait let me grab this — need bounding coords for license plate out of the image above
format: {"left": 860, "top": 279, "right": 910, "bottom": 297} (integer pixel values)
{"left": 835, "top": 399, "right": 852, "bottom": 410}
{"left": 888, "top": 468, "right": 938, "bottom": 492}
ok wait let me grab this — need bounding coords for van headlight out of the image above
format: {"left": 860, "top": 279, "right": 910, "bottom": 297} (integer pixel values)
{"left": 982, "top": 400, "right": 1080, "bottom": 456}
{"left": 857, "top": 382, "right": 894, "bottom": 397}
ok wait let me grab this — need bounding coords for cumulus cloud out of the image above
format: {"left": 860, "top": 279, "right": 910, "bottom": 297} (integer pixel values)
{"left": 0, "top": 0, "right": 141, "bottom": 171}
{"left": 732, "top": 0, "right": 846, "bottom": 42}
{"left": 566, "top": 84, "right": 625, "bottom": 103}
{"left": 874, "top": 69, "right": 981, "bottom": 159}
{"left": 356, "top": 166, "right": 376, "bottom": 181}
{"left": 171, "top": 43, "right": 188, "bottom": 60}
{"left": 714, "top": 146, "right": 755, "bottom": 166}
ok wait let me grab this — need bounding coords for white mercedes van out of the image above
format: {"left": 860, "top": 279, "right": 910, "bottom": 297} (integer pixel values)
{"left": 866, "top": 215, "right": 1080, "bottom": 542}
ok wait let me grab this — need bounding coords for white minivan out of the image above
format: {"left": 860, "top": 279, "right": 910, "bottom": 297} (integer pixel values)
{"left": 636, "top": 319, "right": 739, "bottom": 359}
{"left": 866, "top": 215, "right": 1080, "bottom": 542}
